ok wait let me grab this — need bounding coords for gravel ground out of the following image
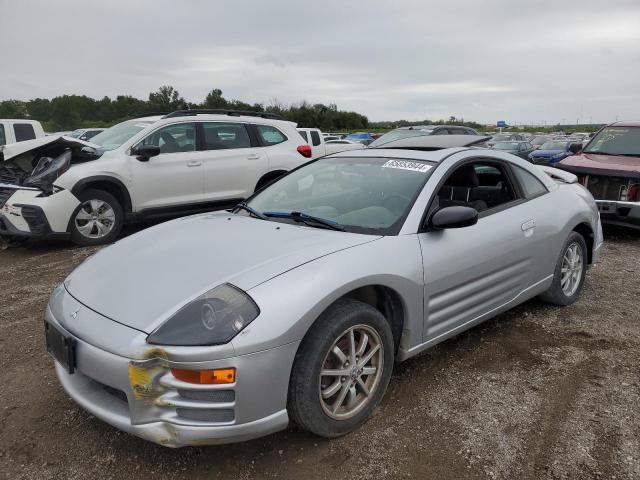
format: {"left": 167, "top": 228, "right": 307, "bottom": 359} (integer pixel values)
{"left": 0, "top": 227, "right": 639, "bottom": 480}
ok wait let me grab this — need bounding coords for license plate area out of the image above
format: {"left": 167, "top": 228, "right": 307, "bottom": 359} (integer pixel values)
{"left": 45, "top": 321, "right": 76, "bottom": 374}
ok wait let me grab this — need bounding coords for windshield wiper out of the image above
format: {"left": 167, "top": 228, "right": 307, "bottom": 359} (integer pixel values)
{"left": 263, "top": 211, "right": 346, "bottom": 231}
{"left": 232, "top": 202, "right": 267, "bottom": 220}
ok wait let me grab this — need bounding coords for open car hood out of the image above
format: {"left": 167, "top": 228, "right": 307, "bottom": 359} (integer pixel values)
{"left": 0, "top": 135, "right": 98, "bottom": 162}
{"left": 373, "top": 135, "right": 491, "bottom": 151}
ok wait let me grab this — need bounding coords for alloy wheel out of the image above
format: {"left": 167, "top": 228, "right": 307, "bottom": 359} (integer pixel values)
{"left": 318, "top": 324, "right": 384, "bottom": 420}
{"left": 74, "top": 199, "right": 116, "bottom": 239}
{"left": 560, "top": 242, "right": 583, "bottom": 296}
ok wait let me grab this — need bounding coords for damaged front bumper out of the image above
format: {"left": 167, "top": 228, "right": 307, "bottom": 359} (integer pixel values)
{"left": 595, "top": 200, "right": 640, "bottom": 230}
{"left": 45, "top": 301, "right": 295, "bottom": 447}
{"left": 0, "top": 184, "right": 78, "bottom": 238}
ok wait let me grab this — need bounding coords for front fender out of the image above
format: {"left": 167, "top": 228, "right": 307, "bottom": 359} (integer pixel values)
{"left": 233, "top": 235, "right": 424, "bottom": 357}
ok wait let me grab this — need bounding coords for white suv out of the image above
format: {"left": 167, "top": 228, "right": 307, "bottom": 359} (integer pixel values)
{"left": 0, "top": 110, "right": 311, "bottom": 245}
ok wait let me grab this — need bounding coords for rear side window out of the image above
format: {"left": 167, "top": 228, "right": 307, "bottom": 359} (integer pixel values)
{"left": 256, "top": 125, "right": 287, "bottom": 146}
{"left": 512, "top": 166, "right": 548, "bottom": 199}
{"left": 0, "top": 125, "right": 5, "bottom": 146}
{"left": 299, "top": 131, "right": 308, "bottom": 142}
{"left": 13, "top": 123, "right": 36, "bottom": 142}
{"left": 310, "top": 130, "right": 321, "bottom": 146}
{"left": 202, "top": 122, "right": 251, "bottom": 150}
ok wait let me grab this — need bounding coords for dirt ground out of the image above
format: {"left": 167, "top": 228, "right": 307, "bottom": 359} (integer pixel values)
{"left": 0, "top": 227, "right": 639, "bottom": 480}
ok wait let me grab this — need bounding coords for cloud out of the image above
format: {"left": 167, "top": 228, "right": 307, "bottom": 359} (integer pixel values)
{"left": 1, "top": 0, "right": 639, "bottom": 123}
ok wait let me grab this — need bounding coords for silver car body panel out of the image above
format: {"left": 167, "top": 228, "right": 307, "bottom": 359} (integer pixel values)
{"left": 49, "top": 147, "right": 604, "bottom": 446}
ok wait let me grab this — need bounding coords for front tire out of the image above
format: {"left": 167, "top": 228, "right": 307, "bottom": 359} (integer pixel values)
{"left": 288, "top": 299, "right": 394, "bottom": 438}
{"left": 69, "top": 189, "right": 123, "bottom": 246}
{"left": 539, "top": 231, "right": 587, "bottom": 306}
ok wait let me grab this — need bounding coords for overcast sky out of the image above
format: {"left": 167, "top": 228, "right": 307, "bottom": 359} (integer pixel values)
{"left": 1, "top": 0, "right": 639, "bottom": 124}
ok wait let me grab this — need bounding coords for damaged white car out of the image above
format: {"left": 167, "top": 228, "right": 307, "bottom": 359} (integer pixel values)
{"left": 0, "top": 110, "right": 310, "bottom": 245}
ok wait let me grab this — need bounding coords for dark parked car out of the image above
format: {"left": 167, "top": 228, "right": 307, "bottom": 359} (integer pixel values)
{"left": 560, "top": 122, "right": 640, "bottom": 230}
{"left": 529, "top": 140, "right": 581, "bottom": 165}
{"left": 491, "top": 141, "right": 536, "bottom": 159}
{"left": 369, "top": 125, "right": 479, "bottom": 148}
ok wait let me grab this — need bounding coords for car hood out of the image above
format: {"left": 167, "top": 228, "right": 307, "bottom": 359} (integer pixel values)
{"left": 560, "top": 152, "right": 640, "bottom": 175}
{"left": 65, "top": 212, "right": 379, "bottom": 333}
{"left": 0, "top": 135, "right": 97, "bottom": 162}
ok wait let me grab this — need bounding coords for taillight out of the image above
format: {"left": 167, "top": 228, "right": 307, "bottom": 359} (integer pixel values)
{"left": 297, "top": 145, "right": 312, "bottom": 158}
{"left": 629, "top": 183, "right": 640, "bottom": 202}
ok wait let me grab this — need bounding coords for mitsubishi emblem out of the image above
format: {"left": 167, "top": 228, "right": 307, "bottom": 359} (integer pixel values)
{"left": 70, "top": 308, "right": 80, "bottom": 319}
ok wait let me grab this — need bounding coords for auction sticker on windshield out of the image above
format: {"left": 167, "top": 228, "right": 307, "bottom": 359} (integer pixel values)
{"left": 382, "top": 159, "right": 431, "bottom": 173}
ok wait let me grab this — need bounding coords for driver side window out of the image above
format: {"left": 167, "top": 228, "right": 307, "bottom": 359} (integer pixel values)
{"left": 437, "top": 162, "right": 517, "bottom": 213}
{"left": 139, "top": 123, "right": 196, "bottom": 154}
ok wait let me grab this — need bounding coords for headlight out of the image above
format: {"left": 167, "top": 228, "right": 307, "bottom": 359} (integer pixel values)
{"left": 147, "top": 284, "right": 260, "bottom": 346}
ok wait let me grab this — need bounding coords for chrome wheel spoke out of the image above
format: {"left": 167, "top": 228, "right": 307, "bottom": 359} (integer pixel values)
{"left": 321, "top": 368, "right": 350, "bottom": 377}
{"left": 75, "top": 209, "right": 92, "bottom": 221}
{"left": 348, "top": 328, "right": 357, "bottom": 364}
{"left": 332, "top": 345, "right": 348, "bottom": 364}
{"left": 332, "top": 382, "right": 350, "bottom": 413}
{"left": 77, "top": 222, "right": 95, "bottom": 235}
{"left": 355, "top": 333, "right": 369, "bottom": 357}
{"left": 359, "top": 344, "right": 380, "bottom": 367}
{"left": 356, "top": 377, "right": 370, "bottom": 396}
{"left": 321, "top": 380, "right": 342, "bottom": 399}
{"left": 346, "top": 385, "right": 357, "bottom": 409}
{"left": 361, "top": 366, "right": 377, "bottom": 376}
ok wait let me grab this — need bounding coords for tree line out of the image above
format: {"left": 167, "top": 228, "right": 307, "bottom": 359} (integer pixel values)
{"left": 0, "top": 86, "right": 370, "bottom": 133}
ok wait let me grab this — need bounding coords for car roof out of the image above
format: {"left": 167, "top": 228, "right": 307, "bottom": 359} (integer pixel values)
{"left": 327, "top": 147, "right": 468, "bottom": 163}
{"left": 373, "top": 134, "right": 491, "bottom": 150}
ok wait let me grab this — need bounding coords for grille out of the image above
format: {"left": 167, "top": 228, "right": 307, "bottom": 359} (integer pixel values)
{"left": 176, "top": 408, "right": 234, "bottom": 423}
{"left": 586, "top": 175, "right": 631, "bottom": 201}
{"left": 178, "top": 389, "right": 235, "bottom": 403}
{"left": 0, "top": 188, "right": 13, "bottom": 208}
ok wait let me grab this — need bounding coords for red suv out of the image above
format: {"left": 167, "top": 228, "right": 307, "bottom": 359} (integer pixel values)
{"left": 560, "top": 122, "right": 640, "bottom": 230}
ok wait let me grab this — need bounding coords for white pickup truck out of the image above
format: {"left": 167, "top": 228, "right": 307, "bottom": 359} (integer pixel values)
{"left": 297, "top": 128, "right": 364, "bottom": 159}
{"left": 0, "top": 119, "right": 46, "bottom": 147}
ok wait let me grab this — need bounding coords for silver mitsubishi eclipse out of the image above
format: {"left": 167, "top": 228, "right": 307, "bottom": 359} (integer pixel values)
{"left": 45, "top": 147, "right": 603, "bottom": 447}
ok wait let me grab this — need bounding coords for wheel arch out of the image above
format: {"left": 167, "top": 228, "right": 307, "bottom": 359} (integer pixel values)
{"left": 71, "top": 176, "right": 133, "bottom": 214}
{"left": 571, "top": 221, "right": 594, "bottom": 264}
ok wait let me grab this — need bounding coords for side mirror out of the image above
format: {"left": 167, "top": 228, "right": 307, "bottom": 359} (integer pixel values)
{"left": 430, "top": 206, "right": 478, "bottom": 230}
{"left": 133, "top": 145, "right": 160, "bottom": 162}
{"left": 569, "top": 143, "right": 582, "bottom": 154}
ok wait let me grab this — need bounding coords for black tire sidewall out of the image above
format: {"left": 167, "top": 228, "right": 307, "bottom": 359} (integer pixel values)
{"left": 288, "top": 299, "right": 394, "bottom": 438}
{"left": 69, "top": 189, "right": 123, "bottom": 246}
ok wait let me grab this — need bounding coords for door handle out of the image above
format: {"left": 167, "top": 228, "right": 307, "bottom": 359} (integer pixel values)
{"left": 187, "top": 161, "right": 202, "bottom": 167}
{"left": 521, "top": 219, "right": 536, "bottom": 237}
{"left": 247, "top": 154, "right": 260, "bottom": 160}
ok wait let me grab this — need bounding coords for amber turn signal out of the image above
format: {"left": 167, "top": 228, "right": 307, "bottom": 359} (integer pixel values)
{"left": 171, "top": 367, "right": 236, "bottom": 384}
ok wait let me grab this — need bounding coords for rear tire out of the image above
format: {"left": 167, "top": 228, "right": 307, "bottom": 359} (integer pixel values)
{"left": 69, "top": 189, "right": 123, "bottom": 246}
{"left": 288, "top": 299, "right": 394, "bottom": 438}
{"left": 539, "top": 231, "right": 587, "bottom": 306}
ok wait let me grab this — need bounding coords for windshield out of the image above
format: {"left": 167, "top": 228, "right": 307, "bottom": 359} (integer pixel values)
{"left": 67, "top": 129, "right": 84, "bottom": 138}
{"left": 584, "top": 127, "right": 640, "bottom": 156}
{"left": 540, "top": 141, "right": 569, "bottom": 150}
{"left": 369, "top": 128, "right": 433, "bottom": 147}
{"left": 493, "top": 142, "right": 521, "bottom": 150}
{"left": 89, "top": 120, "right": 154, "bottom": 151}
{"left": 246, "top": 156, "right": 434, "bottom": 235}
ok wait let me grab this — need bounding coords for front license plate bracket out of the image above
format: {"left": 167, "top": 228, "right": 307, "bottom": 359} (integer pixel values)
{"left": 44, "top": 321, "right": 77, "bottom": 374}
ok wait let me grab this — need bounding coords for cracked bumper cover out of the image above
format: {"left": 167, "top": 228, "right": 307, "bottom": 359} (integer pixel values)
{"left": 46, "top": 304, "right": 296, "bottom": 447}
{"left": 0, "top": 187, "right": 78, "bottom": 238}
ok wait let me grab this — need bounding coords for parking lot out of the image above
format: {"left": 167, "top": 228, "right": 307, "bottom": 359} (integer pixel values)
{"left": 1, "top": 226, "right": 638, "bottom": 480}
